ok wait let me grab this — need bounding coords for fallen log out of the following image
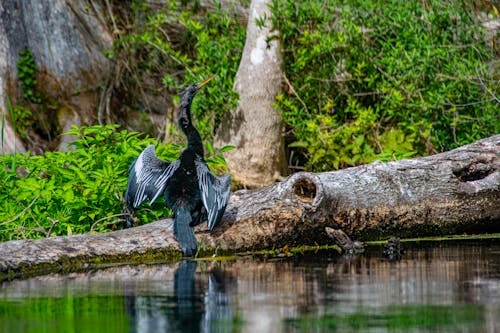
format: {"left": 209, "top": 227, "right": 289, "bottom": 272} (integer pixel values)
{"left": 1, "top": 135, "right": 500, "bottom": 279}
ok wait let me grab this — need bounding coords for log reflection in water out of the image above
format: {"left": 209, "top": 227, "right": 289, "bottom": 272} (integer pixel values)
{"left": 0, "top": 243, "right": 499, "bottom": 332}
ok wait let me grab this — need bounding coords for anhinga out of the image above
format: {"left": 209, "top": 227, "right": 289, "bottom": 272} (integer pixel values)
{"left": 123, "top": 76, "right": 231, "bottom": 256}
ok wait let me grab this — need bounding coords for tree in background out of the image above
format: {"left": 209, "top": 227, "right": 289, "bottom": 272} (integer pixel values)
{"left": 215, "top": 0, "right": 287, "bottom": 187}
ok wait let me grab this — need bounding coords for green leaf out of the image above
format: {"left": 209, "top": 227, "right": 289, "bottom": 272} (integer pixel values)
{"left": 205, "top": 140, "right": 215, "bottom": 155}
{"left": 288, "top": 141, "right": 308, "bottom": 148}
{"left": 219, "top": 145, "right": 236, "bottom": 153}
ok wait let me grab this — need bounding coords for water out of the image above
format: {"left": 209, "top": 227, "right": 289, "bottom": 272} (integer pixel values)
{"left": 1, "top": 241, "right": 500, "bottom": 333}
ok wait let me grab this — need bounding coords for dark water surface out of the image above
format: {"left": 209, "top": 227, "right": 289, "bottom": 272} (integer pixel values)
{"left": 1, "top": 241, "right": 500, "bottom": 332}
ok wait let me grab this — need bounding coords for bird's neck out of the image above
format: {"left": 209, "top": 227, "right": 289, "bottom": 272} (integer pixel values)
{"left": 185, "top": 125, "right": 204, "bottom": 157}
{"left": 179, "top": 99, "right": 204, "bottom": 157}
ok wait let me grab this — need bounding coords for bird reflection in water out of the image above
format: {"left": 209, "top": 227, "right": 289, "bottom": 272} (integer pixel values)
{"left": 174, "top": 260, "right": 202, "bottom": 332}
{"left": 124, "top": 260, "right": 233, "bottom": 333}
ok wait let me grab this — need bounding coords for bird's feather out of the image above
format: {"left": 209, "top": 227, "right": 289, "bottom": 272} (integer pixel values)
{"left": 125, "top": 145, "right": 180, "bottom": 208}
{"left": 195, "top": 158, "right": 231, "bottom": 230}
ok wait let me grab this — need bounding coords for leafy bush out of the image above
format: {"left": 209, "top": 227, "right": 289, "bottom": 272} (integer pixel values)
{"left": 17, "top": 48, "right": 42, "bottom": 104}
{"left": 0, "top": 125, "right": 229, "bottom": 241}
{"left": 271, "top": 0, "right": 500, "bottom": 171}
{"left": 111, "top": 0, "right": 245, "bottom": 139}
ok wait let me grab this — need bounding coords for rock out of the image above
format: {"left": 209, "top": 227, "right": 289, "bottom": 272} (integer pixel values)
{"left": 0, "top": 0, "right": 113, "bottom": 153}
{"left": 383, "top": 237, "right": 403, "bottom": 261}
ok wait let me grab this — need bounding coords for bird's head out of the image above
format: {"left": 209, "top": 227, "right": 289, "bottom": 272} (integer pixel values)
{"left": 180, "top": 74, "right": 216, "bottom": 100}
{"left": 178, "top": 75, "right": 215, "bottom": 129}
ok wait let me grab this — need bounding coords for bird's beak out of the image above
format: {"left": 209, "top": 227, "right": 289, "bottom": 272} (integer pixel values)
{"left": 197, "top": 74, "right": 216, "bottom": 88}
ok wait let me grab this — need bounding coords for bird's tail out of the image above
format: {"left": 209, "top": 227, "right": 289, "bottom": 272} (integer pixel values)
{"left": 123, "top": 200, "right": 134, "bottom": 229}
{"left": 174, "top": 208, "right": 198, "bottom": 257}
{"left": 123, "top": 188, "right": 134, "bottom": 228}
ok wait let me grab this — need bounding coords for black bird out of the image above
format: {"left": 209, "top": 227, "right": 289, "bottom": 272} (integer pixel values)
{"left": 123, "top": 76, "right": 231, "bottom": 256}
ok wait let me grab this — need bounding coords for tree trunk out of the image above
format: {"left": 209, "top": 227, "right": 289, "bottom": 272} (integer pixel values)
{"left": 0, "top": 0, "right": 112, "bottom": 153}
{"left": 215, "top": 0, "right": 286, "bottom": 188}
{"left": 1, "top": 135, "right": 500, "bottom": 278}
{"left": 0, "top": 7, "right": 26, "bottom": 155}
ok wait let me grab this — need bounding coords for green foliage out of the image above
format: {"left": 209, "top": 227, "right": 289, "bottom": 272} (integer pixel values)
{"left": 17, "top": 48, "right": 42, "bottom": 104}
{"left": 204, "top": 140, "right": 235, "bottom": 174}
{"left": 9, "top": 105, "right": 33, "bottom": 139}
{"left": 0, "top": 295, "right": 130, "bottom": 333}
{"left": 0, "top": 124, "right": 229, "bottom": 241}
{"left": 14, "top": 48, "right": 58, "bottom": 143}
{"left": 179, "top": 1, "right": 246, "bottom": 137}
{"left": 272, "top": 0, "right": 500, "bottom": 171}
{"left": 112, "top": 0, "right": 245, "bottom": 138}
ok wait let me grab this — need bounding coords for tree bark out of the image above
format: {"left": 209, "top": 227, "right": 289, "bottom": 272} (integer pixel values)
{"left": 0, "top": 6, "right": 26, "bottom": 155}
{"left": 1, "top": 135, "right": 500, "bottom": 278}
{"left": 215, "top": 0, "right": 287, "bottom": 188}
{"left": 0, "top": 0, "right": 112, "bottom": 153}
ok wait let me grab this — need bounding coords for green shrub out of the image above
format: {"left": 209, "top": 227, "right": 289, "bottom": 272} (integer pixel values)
{"left": 272, "top": 0, "right": 499, "bottom": 171}
{"left": 17, "top": 48, "right": 42, "bottom": 104}
{"left": 14, "top": 48, "right": 60, "bottom": 144}
{"left": 180, "top": 1, "right": 246, "bottom": 137}
{"left": 111, "top": 0, "right": 245, "bottom": 138}
{"left": 0, "top": 124, "right": 229, "bottom": 241}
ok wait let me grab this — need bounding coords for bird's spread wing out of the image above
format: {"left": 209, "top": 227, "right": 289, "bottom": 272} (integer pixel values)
{"left": 195, "top": 158, "right": 231, "bottom": 230}
{"left": 125, "top": 145, "right": 180, "bottom": 208}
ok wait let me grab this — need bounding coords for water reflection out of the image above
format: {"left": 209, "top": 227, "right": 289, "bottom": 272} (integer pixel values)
{"left": 123, "top": 260, "right": 234, "bottom": 333}
{"left": 1, "top": 242, "right": 500, "bottom": 332}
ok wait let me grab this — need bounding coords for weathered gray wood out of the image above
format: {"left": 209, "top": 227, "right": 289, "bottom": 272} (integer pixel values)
{"left": 0, "top": 220, "right": 179, "bottom": 279}
{"left": 1, "top": 135, "right": 500, "bottom": 278}
{"left": 201, "top": 134, "right": 500, "bottom": 249}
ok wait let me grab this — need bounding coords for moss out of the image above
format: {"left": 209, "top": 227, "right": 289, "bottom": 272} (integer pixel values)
{"left": 0, "top": 248, "right": 183, "bottom": 282}
{"left": 365, "top": 232, "right": 500, "bottom": 246}
{"left": 3, "top": 233, "right": 499, "bottom": 282}
{"left": 237, "top": 244, "right": 342, "bottom": 257}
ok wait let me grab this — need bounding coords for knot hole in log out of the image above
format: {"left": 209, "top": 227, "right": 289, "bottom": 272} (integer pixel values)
{"left": 452, "top": 162, "right": 495, "bottom": 182}
{"left": 292, "top": 177, "right": 317, "bottom": 203}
